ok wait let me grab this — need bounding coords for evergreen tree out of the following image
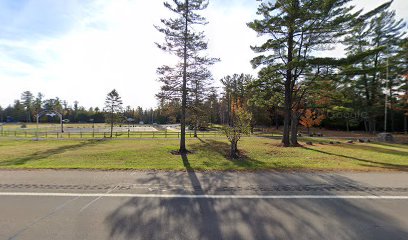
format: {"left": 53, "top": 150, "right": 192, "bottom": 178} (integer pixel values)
{"left": 188, "top": 66, "right": 213, "bottom": 137}
{"left": 343, "top": 1, "right": 406, "bottom": 133}
{"left": 247, "top": 72, "right": 284, "bottom": 130}
{"left": 220, "top": 74, "right": 252, "bottom": 127}
{"left": 73, "top": 100, "right": 79, "bottom": 122}
{"left": 12, "top": 100, "right": 26, "bottom": 122}
{"left": 155, "top": 0, "right": 218, "bottom": 153}
{"left": 21, "top": 91, "right": 34, "bottom": 122}
{"left": 248, "top": 0, "right": 362, "bottom": 146}
{"left": 395, "top": 38, "right": 408, "bottom": 133}
{"left": 33, "top": 92, "right": 44, "bottom": 118}
{"left": 104, "top": 89, "right": 123, "bottom": 138}
{"left": 205, "top": 87, "right": 220, "bottom": 125}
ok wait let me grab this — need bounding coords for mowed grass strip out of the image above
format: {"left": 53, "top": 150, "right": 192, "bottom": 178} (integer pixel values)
{"left": 0, "top": 137, "right": 407, "bottom": 171}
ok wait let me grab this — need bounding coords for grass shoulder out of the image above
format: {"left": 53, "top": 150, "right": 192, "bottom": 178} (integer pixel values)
{"left": 0, "top": 137, "right": 407, "bottom": 171}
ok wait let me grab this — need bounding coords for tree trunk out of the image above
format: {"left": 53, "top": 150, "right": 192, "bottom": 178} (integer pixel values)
{"left": 194, "top": 79, "right": 199, "bottom": 138}
{"left": 390, "top": 109, "right": 395, "bottom": 132}
{"left": 110, "top": 116, "right": 113, "bottom": 138}
{"left": 373, "top": 118, "right": 376, "bottom": 133}
{"left": 194, "top": 120, "right": 198, "bottom": 138}
{"left": 27, "top": 111, "right": 31, "bottom": 123}
{"left": 290, "top": 113, "right": 299, "bottom": 146}
{"left": 368, "top": 116, "right": 376, "bottom": 134}
{"left": 388, "top": 85, "right": 393, "bottom": 132}
{"left": 364, "top": 119, "right": 368, "bottom": 132}
{"left": 268, "top": 109, "right": 274, "bottom": 129}
{"left": 110, "top": 106, "right": 114, "bottom": 138}
{"left": 179, "top": 0, "right": 189, "bottom": 153}
{"left": 230, "top": 139, "right": 239, "bottom": 159}
{"left": 228, "top": 92, "right": 232, "bottom": 127}
{"left": 282, "top": 28, "right": 294, "bottom": 147}
{"left": 282, "top": 98, "right": 291, "bottom": 146}
{"left": 346, "top": 119, "right": 350, "bottom": 132}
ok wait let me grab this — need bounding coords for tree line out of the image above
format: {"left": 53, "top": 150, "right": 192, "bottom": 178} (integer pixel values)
{"left": 0, "top": 90, "right": 160, "bottom": 125}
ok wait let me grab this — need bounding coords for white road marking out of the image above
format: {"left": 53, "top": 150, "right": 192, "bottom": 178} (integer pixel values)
{"left": 79, "top": 186, "right": 118, "bottom": 213}
{"left": 0, "top": 192, "right": 407, "bottom": 199}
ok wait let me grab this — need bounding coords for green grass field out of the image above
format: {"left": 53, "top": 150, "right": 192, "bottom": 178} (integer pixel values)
{"left": 0, "top": 137, "right": 406, "bottom": 171}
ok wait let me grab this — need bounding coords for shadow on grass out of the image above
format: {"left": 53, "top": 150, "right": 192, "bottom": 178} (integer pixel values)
{"left": 303, "top": 146, "right": 408, "bottom": 171}
{"left": 0, "top": 140, "right": 105, "bottom": 166}
{"left": 336, "top": 143, "right": 408, "bottom": 157}
{"left": 191, "top": 138, "right": 266, "bottom": 169}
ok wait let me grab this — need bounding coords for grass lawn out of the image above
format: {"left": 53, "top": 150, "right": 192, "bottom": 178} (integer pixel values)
{"left": 0, "top": 137, "right": 407, "bottom": 171}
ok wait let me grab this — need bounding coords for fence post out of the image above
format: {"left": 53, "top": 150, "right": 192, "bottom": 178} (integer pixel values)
{"left": 80, "top": 131, "right": 83, "bottom": 138}
{"left": 128, "top": 130, "right": 130, "bottom": 138}
{"left": 68, "top": 132, "right": 70, "bottom": 138}
{"left": 178, "top": 132, "right": 180, "bottom": 138}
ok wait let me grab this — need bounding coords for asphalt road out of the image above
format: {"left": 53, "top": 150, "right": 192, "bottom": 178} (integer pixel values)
{"left": 1, "top": 170, "right": 408, "bottom": 240}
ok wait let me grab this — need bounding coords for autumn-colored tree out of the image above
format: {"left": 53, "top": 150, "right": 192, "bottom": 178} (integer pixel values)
{"left": 223, "top": 102, "right": 252, "bottom": 159}
{"left": 299, "top": 109, "right": 325, "bottom": 134}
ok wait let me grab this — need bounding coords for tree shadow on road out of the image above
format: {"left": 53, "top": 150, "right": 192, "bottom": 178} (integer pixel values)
{"left": 105, "top": 152, "right": 224, "bottom": 240}
{"left": 105, "top": 166, "right": 408, "bottom": 239}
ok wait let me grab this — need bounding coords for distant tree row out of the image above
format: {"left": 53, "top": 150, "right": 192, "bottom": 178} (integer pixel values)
{"left": 0, "top": 90, "right": 163, "bottom": 125}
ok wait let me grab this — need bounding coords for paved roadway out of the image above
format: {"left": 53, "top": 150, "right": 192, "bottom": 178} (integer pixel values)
{"left": 0, "top": 170, "right": 407, "bottom": 240}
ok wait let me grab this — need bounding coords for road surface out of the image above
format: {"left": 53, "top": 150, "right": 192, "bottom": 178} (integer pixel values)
{"left": 0, "top": 170, "right": 407, "bottom": 240}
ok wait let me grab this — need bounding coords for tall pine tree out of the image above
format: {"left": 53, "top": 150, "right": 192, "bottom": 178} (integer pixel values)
{"left": 248, "top": 0, "right": 359, "bottom": 146}
{"left": 155, "top": 0, "right": 218, "bottom": 153}
{"left": 343, "top": 1, "right": 406, "bottom": 133}
{"left": 188, "top": 66, "right": 213, "bottom": 137}
{"left": 21, "top": 91, "right": 34, "bottom": 122}
{"left": 104, "top": 89, "right": 123, "bottom": 138}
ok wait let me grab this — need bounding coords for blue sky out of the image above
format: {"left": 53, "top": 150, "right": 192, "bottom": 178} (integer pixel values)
{"left": 0, "top": 0, "right": 407, "bottom": 109}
